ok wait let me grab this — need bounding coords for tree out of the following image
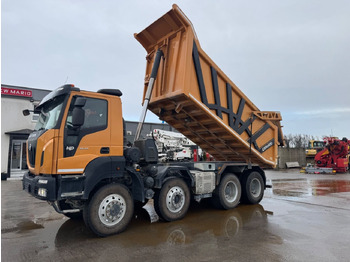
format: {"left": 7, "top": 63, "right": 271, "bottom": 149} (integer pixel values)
{"left": 283, "top": 134, "right": 319, "bottom": 148}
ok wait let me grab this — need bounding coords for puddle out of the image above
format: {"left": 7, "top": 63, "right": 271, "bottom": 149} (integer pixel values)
{"left": 17, "top": 220, "right": 45, "bottom": 232}
{"left": 53, "top": 203, "right": 278, "bottom": 248}
{"left": 271, "top": 179, "right": 350, "bottom": 197}
{"left": 2, "top": 220, "right": 44, "bottom": 234}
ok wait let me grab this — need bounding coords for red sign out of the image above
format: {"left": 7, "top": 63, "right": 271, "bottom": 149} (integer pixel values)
{"left": 1, "top": 87, "right": 32, "bottom": 97}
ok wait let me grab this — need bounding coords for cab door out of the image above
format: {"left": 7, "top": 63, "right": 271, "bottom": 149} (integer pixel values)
{"left": 57, "top": 95, "right": 110, "bottom": 174}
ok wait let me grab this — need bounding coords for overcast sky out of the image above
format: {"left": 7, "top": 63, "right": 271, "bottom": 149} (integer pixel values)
{"left": 2, "top": 0, "right": 350, "bottom": 139}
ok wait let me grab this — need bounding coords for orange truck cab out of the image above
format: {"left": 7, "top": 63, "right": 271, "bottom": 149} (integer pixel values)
{"left": 24, "top": 85, "right": 125, "bottom": 201}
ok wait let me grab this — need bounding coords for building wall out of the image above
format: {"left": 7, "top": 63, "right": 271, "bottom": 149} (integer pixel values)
{"left": 278, "top": 147, "right": 306, "bottom": 169}
{"left": 1, "top": 97, "right": 37, "bottom": 173}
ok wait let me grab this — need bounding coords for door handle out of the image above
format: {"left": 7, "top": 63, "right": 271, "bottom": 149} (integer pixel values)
{"left": 100, "top": 147, "right": 110, "bottom": 154}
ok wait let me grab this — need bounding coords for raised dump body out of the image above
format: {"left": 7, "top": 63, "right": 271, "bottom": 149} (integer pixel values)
{"left": 135, "top": 4, "right": 283, "bottom": 168}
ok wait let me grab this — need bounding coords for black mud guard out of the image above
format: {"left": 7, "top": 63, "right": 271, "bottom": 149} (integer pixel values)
{"left": 154, "top": 166, "right": 194, "bottom": 189}
{"left": 126, "top": 167, "right": 145, "bottom": 202}
{"left": 82, "top": 156, "right": 125, "bottom": 199}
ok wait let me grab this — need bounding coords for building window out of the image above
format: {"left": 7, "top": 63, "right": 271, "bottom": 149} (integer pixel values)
{"left": 11, "top": 140, "right": 28, "bottom": 171}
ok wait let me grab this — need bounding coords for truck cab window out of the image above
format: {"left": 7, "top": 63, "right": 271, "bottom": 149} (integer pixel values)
{"left": 66, "top": 97, "right": 108, "bottom": 130}
{"left": 82, "top": 100, "right": 107, "bottom": 129}
{"left": 35, "top": 95, "right": 66, "bottom": 131}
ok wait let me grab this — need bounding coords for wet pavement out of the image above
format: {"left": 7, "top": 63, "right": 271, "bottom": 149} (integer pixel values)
{"left": 2, "top": 170, "right": 350, "bottom": 262}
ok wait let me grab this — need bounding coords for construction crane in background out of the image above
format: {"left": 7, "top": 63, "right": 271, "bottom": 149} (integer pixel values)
{"left": 150, "top": 129, "right": 196, "bottom": 162}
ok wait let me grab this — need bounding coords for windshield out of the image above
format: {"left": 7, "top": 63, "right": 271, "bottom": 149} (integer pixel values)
{"left": 308, "top": 141, "right": 325, "bottom": 149}
{"left": 35, "top": 95, "right": 67, "bottom": 131}
{"left": 314, "top": 141, "right": 324, "bottom": 148}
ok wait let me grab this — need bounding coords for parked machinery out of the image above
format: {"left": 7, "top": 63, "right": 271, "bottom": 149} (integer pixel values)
{"left": 305, "top": 140, "right": 325, "bottom": 158}
{"left": 315, "top": 137, "right": 350, "bottom": 173}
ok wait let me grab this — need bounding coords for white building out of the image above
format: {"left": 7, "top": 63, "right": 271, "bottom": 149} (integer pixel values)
{"left": 1, "top": 84, "right": 50, "bottom": 179}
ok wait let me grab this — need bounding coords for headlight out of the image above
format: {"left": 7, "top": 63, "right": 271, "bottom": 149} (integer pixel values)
{"left": 38, "top": 188, "right": 47, "bottom": 197}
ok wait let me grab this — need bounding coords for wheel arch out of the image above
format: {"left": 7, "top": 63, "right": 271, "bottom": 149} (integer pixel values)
{"left": 82, "top": 156, "right": 126, "bottom": 200}
{"left": 154, "top": 166, "right": 194, "bottom": 189}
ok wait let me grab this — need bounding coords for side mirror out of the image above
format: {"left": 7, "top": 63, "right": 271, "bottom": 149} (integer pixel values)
{"left": 71, "top": 97, "right": 87, "bottom": 128}
{"left": 72, "top": 107, "right": 85, "bottom": 128}
{"left": 23, "top": 109, "right": 30, "bottom": 116}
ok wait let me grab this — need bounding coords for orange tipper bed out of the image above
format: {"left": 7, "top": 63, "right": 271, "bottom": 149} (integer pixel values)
{"left": 135, "top": 4, "right": 283, "bottom": 168}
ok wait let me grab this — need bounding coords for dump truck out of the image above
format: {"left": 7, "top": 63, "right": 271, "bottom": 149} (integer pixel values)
{"left": 22, "top": 5, "right": 283, "bottom": 237}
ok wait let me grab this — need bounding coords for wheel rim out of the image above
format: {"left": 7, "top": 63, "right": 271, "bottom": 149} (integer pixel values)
{"left": 166, "top": 186, "right": 185, "bottom": 213}
{"left": 224, "top": 181, "right": 238, "bottom": 203}
{"left": 98, "top": 194, "right": 126, "bottom": 226}
{"left": 250, "top": 178, "right": 262, "bottom": 198}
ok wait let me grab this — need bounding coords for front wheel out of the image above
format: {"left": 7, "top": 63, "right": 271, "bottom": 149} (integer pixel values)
{"left": 212, "top": 173, "right": 241, "bottom": 210}
{"left": 83, "top": 183, "right": 134, "bottom": 237}
{"left": 154, "top": 178, "right": 190, "bottom": 222}
{"left": 241, "top": 171, "right": 264, "bottom": 204}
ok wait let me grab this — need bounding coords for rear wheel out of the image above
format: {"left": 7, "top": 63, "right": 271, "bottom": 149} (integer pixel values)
{"left": 83, "top": 183, "right": 134, "bottom": 237}
{"left": 212, "top": 173, "right": 241, "bottom": 210}
{"left": 154, "top": 178, "right": 190, "bottom": 221}
{"left": 241, "top": 171, "right": 264, "bottom": 204}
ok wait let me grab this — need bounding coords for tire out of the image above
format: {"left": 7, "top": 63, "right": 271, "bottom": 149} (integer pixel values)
{"left": 212, "top": 173, "right": 241, "bottom": 210}
{"left": 154, "top": 178, "right": 190, "bottom": 222}
{"left": 241, "top": 171, "right": 264, "bottom": 204}
{"left": 83, "top": 183, "right": 134, "bottom": 237}
{"left": 57, "top": 200, "right": 83, "bottom": 220}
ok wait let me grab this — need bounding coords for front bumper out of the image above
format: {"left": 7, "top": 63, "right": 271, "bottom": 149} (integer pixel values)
{"left": 22, "top": 172, "right": 57, "bottom": 201}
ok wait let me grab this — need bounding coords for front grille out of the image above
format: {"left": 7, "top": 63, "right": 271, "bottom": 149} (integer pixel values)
{"left": 28, "top": 144, "right": 36, "bottom": 167}
{"left": 27, "top": 129, "right": 47, "bottom": 168}
{"left": 28, "top": 141, "right": 37, "bottom": 168}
